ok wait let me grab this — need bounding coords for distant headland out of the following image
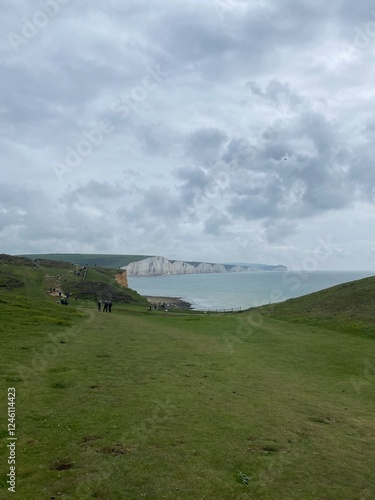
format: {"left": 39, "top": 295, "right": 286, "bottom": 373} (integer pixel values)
{"left": 124, "top": 256, "right": 287, "bottom": 276}
{"left": 19, "top": 253, "right": 287, "bottom": 277}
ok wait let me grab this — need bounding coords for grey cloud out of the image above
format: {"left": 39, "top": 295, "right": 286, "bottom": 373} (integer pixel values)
{"left": 118, "top": 187, "right": 182, "bottom": 223}
{"left": 151, "top": 8, "right": 237, "bottom": 64}
{"left": 186, "top": 128, "right": 228, "bottom": 165}
{"left": 264, "top": 219, "right": 299, "bottom": 243}
{"left": 297, "top": 112, "right": 337, "bottom": 155}
{"left": 62, "top": 181, "right": 127, "bottom": 205}
{"left": 221, "top": 137, "right": 260, "bottom": 171}
{"left": 176, "top": 166, "right": 211, "bottom": 204}
{"left": 245, "top": 79, "right": 304, "bottom": 110}
{"left": 135, "top": 123, "right": 179, "bottom": 157}
{"left": 1, "top": 0, "right": 375, "bottom": 268}
{"left": 349, "top": 143, "right": 375, "bottom": 201}
{"left": 0, "top": 181, "right": 118, "bottom": 253}
{"left": 203, "top": 212, "right": 231, "bottom": 236}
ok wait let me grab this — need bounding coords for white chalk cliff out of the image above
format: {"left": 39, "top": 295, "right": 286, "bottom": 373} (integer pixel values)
{"left": 124, "top": 256, "right": 286, "bottom": 276}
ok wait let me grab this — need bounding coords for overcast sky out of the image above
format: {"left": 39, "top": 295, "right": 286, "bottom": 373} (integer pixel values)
{"left": 1, "top": 0, "right": 375, "bottom": 270}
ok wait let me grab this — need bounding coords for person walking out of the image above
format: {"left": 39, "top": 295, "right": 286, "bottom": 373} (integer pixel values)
{"left": 103, "top": 300, "right": 108, "bottom": 312}
{"left": 97, "top": 301, "right": 101, "bottom": 312}
{"left": 108, "top": 300, "right": 112, "bottom": 313}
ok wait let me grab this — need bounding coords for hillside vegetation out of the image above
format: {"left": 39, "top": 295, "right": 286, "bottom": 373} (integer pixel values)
{"left": 0, "top": 254, "right": 145, "bottom": 306}
{"left": 19, "top": 253, "right": 153, "bottom": 268}
{"left": 262, "top": 275, "right": 375, "bottom": 337}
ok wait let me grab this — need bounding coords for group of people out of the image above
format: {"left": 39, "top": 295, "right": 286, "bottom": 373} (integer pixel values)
{"left": 97, "top": 299, "right": 113, "bottom": 312}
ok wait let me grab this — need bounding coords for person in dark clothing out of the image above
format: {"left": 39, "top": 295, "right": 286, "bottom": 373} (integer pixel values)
{"left": 97, "top": 301, "right": 101, "bottom": 312}
{"left": 108, "top": 301, "right": 112, "bottom": 313}
{"left": 103, "top": 300, "right": 108, "bottom": 312}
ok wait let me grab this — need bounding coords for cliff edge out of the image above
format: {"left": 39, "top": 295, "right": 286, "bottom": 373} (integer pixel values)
{"left": 124, "top": 256, "right": 286, "bottom": 276}
{"left": 115, "top": 270, "right": 128, "bottom": 287}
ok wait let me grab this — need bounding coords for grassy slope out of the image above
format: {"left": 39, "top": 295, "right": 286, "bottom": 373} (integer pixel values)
{"left": 61, "top": 265, "right": 146, "bottom": 304}
{"left": 19, "top": 254, "right": 153, "bottom": 269}
{"left": 4, "top": 255, "right": 146, "bottom": 305}
{"left": 262, "top": 275, "right": 375, "bottom": 337}
{"left": 0, "top": 270, "right": 375, "bottom": 498}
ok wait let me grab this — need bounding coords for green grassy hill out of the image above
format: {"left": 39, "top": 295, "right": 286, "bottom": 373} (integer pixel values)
{"left": 0, "top": 254, "right": 146, "bottom": 305}
{"left": 261, "top": 275, "right": 375, "bottom": 337}
{"left": 1, "top": 260, "right": 375, "bottom": 498}
{"left": 19, "top": 253, "right": 153, "bottom": 268}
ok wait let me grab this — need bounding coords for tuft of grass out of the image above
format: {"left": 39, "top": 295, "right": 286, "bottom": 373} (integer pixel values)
{"left": 238, "top": 471, "right": 251, "bottom": 484}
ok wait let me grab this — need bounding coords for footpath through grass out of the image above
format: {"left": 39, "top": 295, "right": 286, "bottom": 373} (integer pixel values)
{"left": 1, "top": 296, "right": 375, "bottom": 499}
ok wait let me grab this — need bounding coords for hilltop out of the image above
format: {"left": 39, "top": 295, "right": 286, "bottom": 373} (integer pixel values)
{"left": 19, "top": 253, "right": 152, "bottom": 269}
{"left": 0, "top": 253, "right": 146, "bottom": 305}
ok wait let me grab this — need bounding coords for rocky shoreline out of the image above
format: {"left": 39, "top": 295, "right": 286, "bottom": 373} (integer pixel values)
{"left": 144, "top": 295, "right": 192, "bottom": 310}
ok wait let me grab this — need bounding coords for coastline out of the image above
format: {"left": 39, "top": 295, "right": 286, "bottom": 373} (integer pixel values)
{"left": 144, "top": 295, "right": 192, "bottom": 310}
{"left": 130, "top": 270, "right": 375, "bottom": 312}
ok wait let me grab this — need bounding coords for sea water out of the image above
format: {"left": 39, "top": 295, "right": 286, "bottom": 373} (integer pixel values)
{"left": 128, "top": 270, "right": 375, "bottom": 311}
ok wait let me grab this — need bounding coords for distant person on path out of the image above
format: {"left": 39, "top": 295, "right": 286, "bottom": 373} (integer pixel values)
{"left": 108, "top": 300, "right": 112, "bottom": 313}
{"left": 103, "top": 300, "right": 108, "bottom": 312}
{"left": 97, "top": 301, "right": 101, "bottom": 312}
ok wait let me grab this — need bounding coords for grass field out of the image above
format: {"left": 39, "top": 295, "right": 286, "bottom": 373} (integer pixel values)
{"left": 1, "top": 258, "right": 375, "bottom": 499}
